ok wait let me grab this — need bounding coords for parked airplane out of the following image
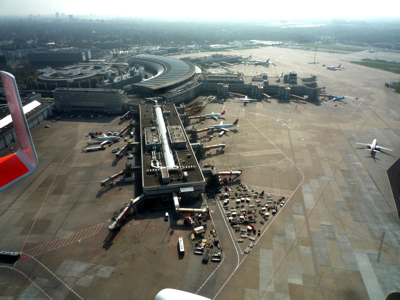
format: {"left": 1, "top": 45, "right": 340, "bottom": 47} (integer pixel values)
{"left": 209, "top": 119, "right": 239, "bottom": 136}
{"left": 327, "top": 64, "right": 342, "bottom": 70}
{"left": 330, "top": 95, "right": 345, "bottom": 101}
{"left": 205, "top": 109, "right": 227, "bottom": 121}
{"left": 235, "top": 95, "right": 257, "bottom": 103}
{"left": 88, "top": 133, "right": 120, "bottom": 145}
{"left": 251, "top": 58, "right": 271, "bottom": 66}
{"left": 242, "top": 54, "right": 252, "bottom": 60}
{"left": 356, "top": 139, "right": 392, "bottom": 154}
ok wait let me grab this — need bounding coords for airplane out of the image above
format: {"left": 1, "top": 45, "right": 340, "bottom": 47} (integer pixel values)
{"left": 327, "top": 63, "right": 342, "bottom": 70}
{"left": 330, "top": 95, "right": 345, "bottom": 101}
{"left": 356, "top": 139, "right": 393, "bottom": 154}
{"left": 205, "top": 109, "right": 226, "bottom": 121}
{"left": 251, "top": 58, "right": 271, "bottom": 66}
{"left": 235, "top": 95, "right": 257, "bottom": 104}
{"left": 209, "top": 119, "right": 239, "bottom": 137}
{"left": 242, "top": 54, "right": 252, "bottom": 60}
{"left": 88, "top": 133, "right": 120, "bottom": 145}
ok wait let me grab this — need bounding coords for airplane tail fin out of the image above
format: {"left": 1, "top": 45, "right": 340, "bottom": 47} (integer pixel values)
{"left": 233, "top": 119, "right": 239, "bottom": 125}
{"left": 266, "top": 58, "right": 270, "bottom": 63}
{"left": 89, "top": 133, "right": 95, "bottom": 138}
{"left": 338, "top": 64, "right": 341, "bottom": 68}
{"left": 221, "top": 109, "right": 227, "bottom": 115}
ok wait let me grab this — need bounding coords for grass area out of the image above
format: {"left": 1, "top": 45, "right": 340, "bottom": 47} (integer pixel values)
{"left": 232, "top": 47, "right": 257, "bottom": 50}
{"left": 351, "top": 59, "right": 400, "bottom": 75}
{"left": 296, "top": 43, "right": 367, "bottom": 53}
{"left": 208, "top": 49, "right": 231, "bottom": 52}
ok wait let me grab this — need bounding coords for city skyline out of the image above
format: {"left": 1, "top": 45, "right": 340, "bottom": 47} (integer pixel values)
{"left": 1, "top": 0, "right": 400, "bottom": 20}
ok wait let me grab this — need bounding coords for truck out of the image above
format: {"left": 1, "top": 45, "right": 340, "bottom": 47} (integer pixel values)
{"left": 203, "top": 248, "right": 211, "bottom": 263}
{"left": 194, "top": 226, "right": 205, "bottom": 235}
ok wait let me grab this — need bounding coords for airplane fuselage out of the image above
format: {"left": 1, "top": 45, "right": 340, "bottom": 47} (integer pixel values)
{"left": 210, "top": 123, "right": 238, "bottom": 130}
{"left": 370, "top": 139, "right": 377, "bottom": 153}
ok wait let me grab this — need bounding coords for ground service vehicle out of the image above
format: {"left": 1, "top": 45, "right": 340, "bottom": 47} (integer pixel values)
{"left": 178, "top": 237, "right": 184, "bottom": 253}
{"left": 203, "top": 248, "right": 211, "bottom": 263}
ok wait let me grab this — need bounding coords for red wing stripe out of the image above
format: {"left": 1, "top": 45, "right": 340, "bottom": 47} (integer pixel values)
{"left": 0, "top": 154, "right": 29, "bottom": 188}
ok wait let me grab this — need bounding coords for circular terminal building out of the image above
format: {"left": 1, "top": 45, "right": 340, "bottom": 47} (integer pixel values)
{"left": 29, "top": 62, "right": 144, "bottom": 90}
{"left": 128, "top": 54, "right": 203, "bottom": 104}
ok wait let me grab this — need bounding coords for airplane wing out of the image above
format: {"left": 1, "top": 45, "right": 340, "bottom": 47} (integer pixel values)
{"left": 103, "top": 134, "right": 107, "bottom": 137}
{"left": 220, "top": 128, "right": 230, "bottom": 132}
{"left": 212, "top": 116, "right": 218, "bottom": 121}
{"left": 356, "top": 143, "right": 371, "bottom": 147}
{"left": 101, "top": 141, "right": 108, "bottom": 146}
{"left": 219, "top": 121, "right": 223, "bottom": 125}
{"left": 377, "top": 145, "right": 393, "bottom": 151}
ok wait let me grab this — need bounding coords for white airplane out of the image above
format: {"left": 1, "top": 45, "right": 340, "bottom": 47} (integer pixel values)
{"left": 242, "top": 54, "right": 252, "bottom": 60}
{"left": 209, "top": 119, "right": 239, "bottom": 137}
{"left": 205, "top": 109, "right": 226, "bottom": 121}
{"left": 356, "top": 139, "right": 392, "bottom": 154}
{"left": 235, "top": 95, "right": 257, "bottom": 103}
{"left": 251, "top": 58, "right": 270, "bottom": 66}
{"left": 88, "top": 133, "right": 120, "bottom": 145}
{"left": 327, "top": 63, "right": 342, "bottom": 70}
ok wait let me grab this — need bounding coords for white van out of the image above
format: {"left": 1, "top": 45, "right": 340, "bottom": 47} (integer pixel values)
{"left": 165, "top": 212, "right": 169, "bottom": 221}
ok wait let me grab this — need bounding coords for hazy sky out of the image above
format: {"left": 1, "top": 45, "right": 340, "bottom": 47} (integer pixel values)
{"left": 1, "top": 0, "right": 399, "bottom": 20}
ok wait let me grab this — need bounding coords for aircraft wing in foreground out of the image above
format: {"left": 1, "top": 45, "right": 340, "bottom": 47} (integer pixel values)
{"left": 0, "top": 71, "right": 38, "bottom": 192}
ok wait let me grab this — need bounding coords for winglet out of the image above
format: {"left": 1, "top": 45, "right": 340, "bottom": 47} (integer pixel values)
{"left": 0, "top": 71, "right": 38, "bottom": 192}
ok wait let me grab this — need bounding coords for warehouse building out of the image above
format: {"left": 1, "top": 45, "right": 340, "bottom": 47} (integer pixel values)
{"left": 54, "top": 88, "right": 124, "bottom": 113}
{"left": 27, "top": 49, "right": 91, "bottom": 66}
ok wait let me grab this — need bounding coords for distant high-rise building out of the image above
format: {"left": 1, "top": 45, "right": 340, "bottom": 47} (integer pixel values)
{"left": 69, "top": 15, "right": 73, "bottom": 20}
{"left": 56, "top": 12, "right": 59, "bottom": 18}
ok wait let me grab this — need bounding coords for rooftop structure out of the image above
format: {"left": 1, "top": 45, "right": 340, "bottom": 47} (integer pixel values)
{"left": 29, "top": 63, "right": 143, "bottom": 90}
{"left": 129, "top": 54, "right": 196, "bottom": 95}
{"left": 140, "top": 102, "right": 205, "bottom": 199}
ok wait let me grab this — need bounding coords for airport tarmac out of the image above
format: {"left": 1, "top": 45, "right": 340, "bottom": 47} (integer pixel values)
{"left": 189, "top": 47, "right": 400, "bottom": 299}
{"left": 1, "top": 47, "right": 400, "bottom": 300}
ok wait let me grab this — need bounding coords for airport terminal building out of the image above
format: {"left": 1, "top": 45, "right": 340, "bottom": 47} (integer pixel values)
{"left": 129, "top": 55, "right": 204, "bottom": 105}
{"left": 140, "top": 102, "right": 205, "bottom": 199}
